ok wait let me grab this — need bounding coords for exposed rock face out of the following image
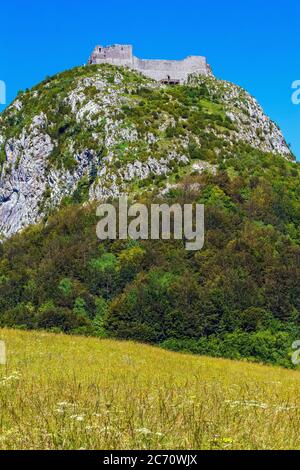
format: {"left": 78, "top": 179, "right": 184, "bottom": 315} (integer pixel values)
{"left": 0, "top": 116, "right": 53, "bottom": 236}
{"left": 0, "top": 113, "right": 97, "bottom": 237}
{"left": 188, "top": 75, "right": 292, "bottom": 158}
{"left": 0, "top": 64, "right": 294, "bottom": 239}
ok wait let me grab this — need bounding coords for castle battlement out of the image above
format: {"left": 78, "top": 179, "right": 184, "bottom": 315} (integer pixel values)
{"left": 88, "top": 44, "right": 212, "bottom": 84}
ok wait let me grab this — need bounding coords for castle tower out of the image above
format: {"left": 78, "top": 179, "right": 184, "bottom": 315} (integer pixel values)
{"left": 88, "top": 45, "right": 133, "bottom": 68}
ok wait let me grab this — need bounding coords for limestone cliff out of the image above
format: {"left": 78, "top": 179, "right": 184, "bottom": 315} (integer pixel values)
{"left": 0, "top": 64, "right": 293, "bottom": 239}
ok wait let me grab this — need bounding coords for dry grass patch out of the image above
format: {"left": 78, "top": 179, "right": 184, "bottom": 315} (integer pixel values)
{"left": 0, "top": 328, "right": 299, "bottom": 450}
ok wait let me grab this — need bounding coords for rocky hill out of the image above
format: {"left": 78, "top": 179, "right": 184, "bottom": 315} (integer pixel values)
{"left": 0, "top": 64, "right": 299, "bottom": 363}
{"left": 0, "top": 64, "right": 294, "bottom": 239}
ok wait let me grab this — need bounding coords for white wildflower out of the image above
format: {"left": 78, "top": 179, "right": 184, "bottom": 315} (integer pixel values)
{"left": 70, "top": 415, "right": 85, "bottom": 422}
{"left": 136, "top": 428, "right": 152, "bottom": 435}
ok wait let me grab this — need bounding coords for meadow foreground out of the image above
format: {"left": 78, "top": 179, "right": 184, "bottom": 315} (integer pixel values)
{"left": 0, "top": 328, "right": 299, "bottom": 450}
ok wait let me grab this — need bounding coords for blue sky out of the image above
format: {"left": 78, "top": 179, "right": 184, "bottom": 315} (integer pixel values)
{"left": 0, "top": 0, "right": 299, "bottom": 158}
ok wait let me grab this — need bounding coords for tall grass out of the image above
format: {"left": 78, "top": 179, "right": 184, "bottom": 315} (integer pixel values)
{"left": 0, "top": 328, "right": 299, "bottom": 450}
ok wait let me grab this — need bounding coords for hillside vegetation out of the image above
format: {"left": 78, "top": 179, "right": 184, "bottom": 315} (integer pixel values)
{"left": 0, "top": 151, "right": 299, "bottom": 367}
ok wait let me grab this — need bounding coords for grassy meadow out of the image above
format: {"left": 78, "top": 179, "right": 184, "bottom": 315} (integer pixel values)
{"left": 0, "top": 328, "right": 299, "bottom": 450}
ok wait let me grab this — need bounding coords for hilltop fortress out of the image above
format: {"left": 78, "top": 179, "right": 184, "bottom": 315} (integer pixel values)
{"left": 88, "top": 44, "right": 212, "bottom": 84}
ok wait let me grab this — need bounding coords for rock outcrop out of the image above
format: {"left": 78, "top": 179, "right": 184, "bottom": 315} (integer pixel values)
{"left": 0, "top": 64, "right": 294, "bottom": 239}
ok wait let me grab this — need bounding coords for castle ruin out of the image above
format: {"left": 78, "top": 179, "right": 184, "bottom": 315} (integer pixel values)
{"left": 88, "top": 45, "right": 212, "bottom": 84}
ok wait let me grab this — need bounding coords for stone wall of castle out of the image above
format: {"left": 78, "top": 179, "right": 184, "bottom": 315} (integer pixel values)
{"left": 89, "top": 45, "right": 134, "bottom": 68}
{"left": 88, "top": 45, "right": 212, "bottom": 83}
{"left": 132, "top": 56, "right": 209, "bottom": 82}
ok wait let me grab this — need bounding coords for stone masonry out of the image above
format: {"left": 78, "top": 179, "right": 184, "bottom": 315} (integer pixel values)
{"left": 88, "top": 44, "right": 212, "bottom": 83}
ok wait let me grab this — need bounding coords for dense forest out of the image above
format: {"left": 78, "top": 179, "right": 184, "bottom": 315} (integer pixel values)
{"left": 0, "top": 145, "right": 299, "bottom": 368}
